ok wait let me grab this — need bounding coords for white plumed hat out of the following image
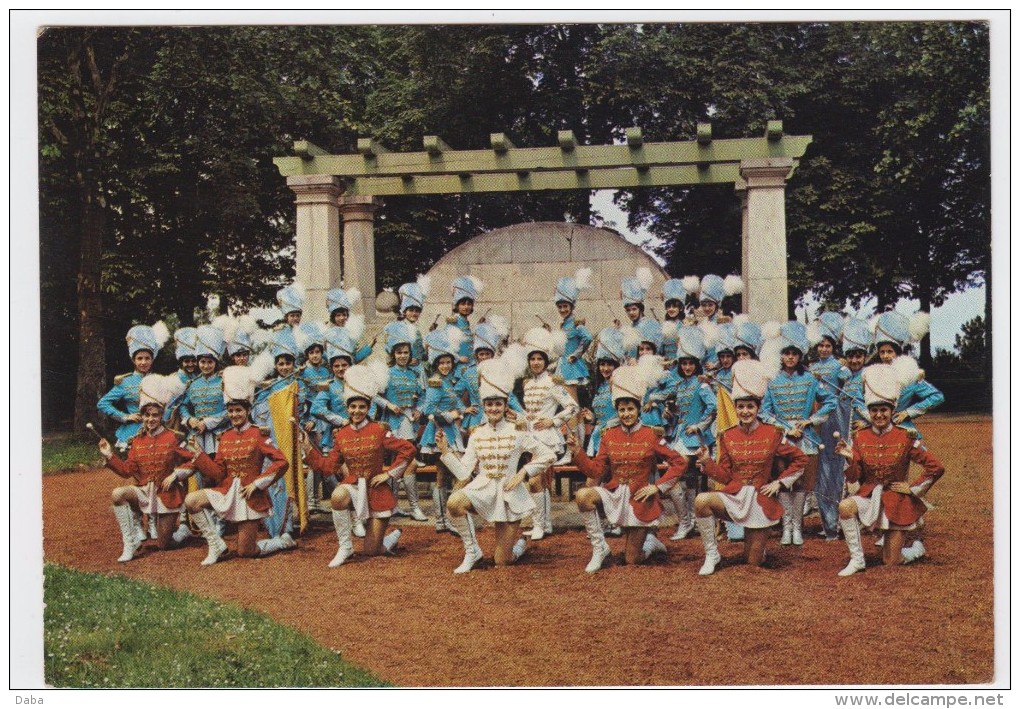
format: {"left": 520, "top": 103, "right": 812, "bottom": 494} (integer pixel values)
{"left": 730, "top": 359, "right": 777, "bottom": 402}
{"left": 478, "top": 356, "right": 518, "bottom": 401}
{"left": 138, "top": 374, "right": 187, "bottom": 409}
{"left": 342, "top": 363, "right": 384, "bottom": 404}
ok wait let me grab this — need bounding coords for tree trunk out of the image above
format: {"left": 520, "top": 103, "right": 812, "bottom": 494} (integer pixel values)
{"left": 72, "top": 173, "right": 107, "bottom": 436}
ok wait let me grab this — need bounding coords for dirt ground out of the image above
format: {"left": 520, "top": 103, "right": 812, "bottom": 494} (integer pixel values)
{"left": 42, "top": 414, "right": 995, "bottom": 687}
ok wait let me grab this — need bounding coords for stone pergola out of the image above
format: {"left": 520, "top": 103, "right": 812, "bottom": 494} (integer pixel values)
{"left": 273, "top": 123, "right": 811, "bottom": 323}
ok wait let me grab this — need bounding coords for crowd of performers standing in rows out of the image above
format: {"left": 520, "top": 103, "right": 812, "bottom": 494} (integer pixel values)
{"left": 96, "top": 266, "right": 946, "bottom": 577}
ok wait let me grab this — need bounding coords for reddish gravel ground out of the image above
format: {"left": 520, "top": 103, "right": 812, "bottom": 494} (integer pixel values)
{"left": 43, "top": 414, "right": 994, "bottom": 686}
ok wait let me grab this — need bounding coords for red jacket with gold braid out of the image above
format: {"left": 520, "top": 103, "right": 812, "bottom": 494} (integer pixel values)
{"left": 701, "top": 421, "right": 807, "bottom": 521}
{"left": 846, "top": 425, "right": 944, "bottom": 526}
{"left": 305, "top": 421, "right": 416, "bottom": 513}
{"left": 106, "top": 428, "right": 192, "bottom": 509}
{"left": 192, "top": 423, "right": 288, "bottom": 513}
{"left": 571, "top": 423, "right": 687, "bottom": 523}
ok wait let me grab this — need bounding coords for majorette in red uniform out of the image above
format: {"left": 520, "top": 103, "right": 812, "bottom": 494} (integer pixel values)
{"left": 568, "top": 358, "right": 688, "bottom": 573}
{"left": 834, "top": 359, "right": 945, "bottom": 576}
{"left": 693, "top": 359, "right": 807, "bottom": 576}
{"left": 100, "top": 373, "right": 194, "bottom": 562}
{"left": 302, "top": 363, "right": 416, "bottom": 568}
{"left": 181, "top": 364, "right": 292, "bottom": 565}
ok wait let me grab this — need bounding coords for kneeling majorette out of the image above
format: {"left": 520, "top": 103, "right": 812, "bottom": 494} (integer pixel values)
{"left": 303, "top": 362, "right": 417, "bottom": 568}
{"left": 566, "top": 359, "right": 688, "bottom": 573}
{"left": 100, "top": 373, "right": 196, "bottom": 562}
{"left": 693, "top": 358, "right": 808, "bottom": 576}
{"left": 436, "top": 353, "right": 557, "bottom": 574}
{"left": 832, "top": 359, "right": 945, "bottom": 576}
{"left": 181, "top": 364, "right": 294, "bottom": 565}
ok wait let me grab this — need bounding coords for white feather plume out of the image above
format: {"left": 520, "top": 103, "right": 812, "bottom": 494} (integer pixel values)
{"left": 636, "top": 267, "right": 653, "bottom": 290}
{"left": 574, "top": 267, "right": 594, "bottom": 291}
{"left": 500, "top": 342, "right": 530, "bottom": 378}
{"left": 806, "top": 321, "right": 823, "bottom": 346}
{"left": 761, "top": 320, "right": 782, "bottom": 341}
{"left": 732, "top": 313, "right": 749, "bottom": 326}
{"left": 250, "top": 306, "right": 284, "bottom": 326}
{"left": 487, "top": 314, "right": 510, "bottom": 340}
{"left": 549, "top": 329, "right": 567, "bottom": 358}
{"left": 636, "top": 353, "right": 665, "bottom": 386}
{"left": 152, "top": 320, "right": 170, "bottom": 348}
{"left": 682, "top": 275, "right": 701, "bottom": 294}
{"left": 891, "top": 356, "right": 922, "bottom": 386}
{"left": 346, "top": 315, "right": 366, "bottom": 343}
{"left": 467, "top": 275, "right": 485, "bottom": 294}
{"left": 700, "top": 320, "right": 719, "bottom": 347}
{"left": 724, "top": 275, "right": 744, "bottom": 296}
{"left": 662, "top": 321, "right": 679, "bottom": 341}
{"left": 416, "top": 273, "right": 432, "bottom": 296}
{"left": 290, "top": 281, "right": 306, "bottom": 299}
{"left": 251, "top": 327, "right": 274, "bottom": 351}
{"left": 212, "top": 315, "right": 238, "bottom": 344}
{"left": 206, "top": 294, "right": 221, "bottom": 315}
{"left": 161, "top": 373, "right": 187, "bottom": 403}
{"left": 347, "top": 288, "right": 362, "bottom": 308}
{"left": 909, "top": 312, "right": 931, "bottom": 342}
{"left": 446, "top": 326, "right": 466, "bottom": 352}
{"left": 367, "top": 359, "right": 390, "bottom": 393}
{"left": 758, "top": 347, "right": 782, "bottom": 378}
{"left": 237, "top": 314, "right": 257, "bottom": 334}
{"left": 293, "top": 325, "right": 314, "bottom": 352}
{"left": 621, "top": 325, "right": 642, "bottom": 352}
{"left": 249, "top": 350, "right": 277, "bottom": 383}
{"left": 868, "top": 314, "right": 881, "bottom": 334}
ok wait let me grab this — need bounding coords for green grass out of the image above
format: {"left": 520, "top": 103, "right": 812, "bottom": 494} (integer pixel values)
{"left": 42, "top": 435, "right": 103, "bottom": 473}
{"left": 44, "top": 564, "right": 388, "bottom": 688}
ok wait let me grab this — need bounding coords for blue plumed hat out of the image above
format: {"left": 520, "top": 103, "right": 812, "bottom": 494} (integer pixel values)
{"left": 128, "top": 322, "right": 169, "bottom": 358}
{"left": 325, "top": 328, "right": 357, "bottom": 363}
{"left": 634, "top": 318, "right": 663, "bottom": 353}
{"left": 226, "top": 327, "right": 254, "bottom": 356}
{"left": 276, "top": 282, "right": 305, "bottom": 316}
{"left": 425, "top": 326, "right": 466, "bottom": 365}
{"left": 675, "top": 324, "right": 707, "bottom": 361}
{"left": 594, "top": 327, "right": 626, "bottom": 363}
{"left": 841, "top": 317, "right": 871, "bottom": 354}
{"left": 327, "top": 287, "right": 361, "bottom": 316}
{"left": 714, "top": 323, "right": 738, "bottom": 354}
{"left": 775, "top": 321, "right": 810, "bottom": 356}
{"left": 662, "top": 278, "right": 689, "bottom": 305}
{"left": 699, "top": 274, "right": 725, "bottom": 304}
{"left": 553, "top": 267, "right": 593, "bottom": 305}
{"left": 269, "top": 327, "right": 300, "bottom": 360}
{"left": 173, "top": 326, "right": 199, "bottom": 360}
{"left": 473, "top": 315, "right": 509, "bottom": 354}
{"left": 810, "top": 312, "right": 845, "bottom": 347}
{"left": 398, "top": 274, "right": 430, "bottom": 312}
{"left": 621, "top": 267, "right": 653, "bottom": 306}
{"left": 384, "top": 320, "right": 418, "bottom": 355}
{"left": 871, "top": 311, "right": 910, "bottom": 350}
{"left": 733, "top": 318, "right": 763, "bottom": 356}
{"left": 451, "top": 275, "right": 483, "bottom": 305}
{"left": 295, "top": 322, "right": 325, "bottom": 354}
{"left": 195, "top": 325, "right": 225, "bottom": 360}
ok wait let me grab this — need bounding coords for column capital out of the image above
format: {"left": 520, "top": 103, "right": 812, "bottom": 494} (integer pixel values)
{"left": 739, "top": 158, "right": 795, "bottom": 189}
{"left": 339, "top": 195, "right": 384, "bottom": 222}
{"left": 287, "top": 174, "right": 344, "bottom": 204}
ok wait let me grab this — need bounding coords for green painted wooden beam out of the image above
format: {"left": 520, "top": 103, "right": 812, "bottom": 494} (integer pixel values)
{"left": 336, "top": 162, "right": 791, "bottom": 196}
{"left": 273, "top": 135, "right": 812, "bottom": 178}
{"left": 357, "top": 138, "right": 389, "bottom": 157}
{"left": 293, "top": 140, "right": 328, "bottom": 160}
{"left": 490, "top": 133, "right": 514, "bottom": 153}
{"left": 423, "top": 135, "right": 451, "bottom": 156}
{"left": 625, "top": 127, "right": 643, "bottom": 148}
{"left": 558, "top": 130, "right": 577, "bottom": 152}
{"left": 696, "top": 123, "right": 712, "bottom": 145}
{"left": 766, "top": 120, "right": 783, "bottom": 141}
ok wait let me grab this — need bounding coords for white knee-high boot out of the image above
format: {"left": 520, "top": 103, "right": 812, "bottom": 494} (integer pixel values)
{"left": 668, "top": 484, "right": 694, "bottom": 540}
{"left": 791, "top": 491, "right": 806, "bottom": 546}
{"left": 581, "top": 509, "right": 610, "bottom": 573}
{"left": 112, "top": 505, "right": 143, "bottom": 563}
{"left": 257, "top": 532, "right": 296, "bottom": 557}
{"left": 449, "top": 513, "right": 482, "bottom": 574}
{"left": 696, "top": 516, "right": 722, "bottom": 576}
{"left": 192, "top": 509, "right": 227, "bottom": 566}
{"left": 404, "top": 473, "right": 428, "bottom": 521}
{"left": 901, "top": 539, "right": 926, "bottom": 565}
{"left": 838, "top": 517, "right": 866, "bottom": 576}
{"left": 642, "top": 531, "right": 667, "bottom": 560}
{"left": 382, "top": 528, "right": 402, "bottom": 553}
{"left": 329, "top": 510, "right": 354, "bottom": 568}
{"left": 529, "top": 492, "right": 547, "bottom": 540}
{"left": 778, "top": 491, "right": 794, "bottom": 545}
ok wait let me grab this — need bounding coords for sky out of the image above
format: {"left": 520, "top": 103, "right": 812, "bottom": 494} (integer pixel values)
{"left": 590, "top": 190, "right": 985, "bottom": 352}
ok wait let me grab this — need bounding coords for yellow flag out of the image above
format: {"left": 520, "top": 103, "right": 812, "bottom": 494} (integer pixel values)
{"left": 267, "top": 381, "right": 308, "bottom": 533}
{"left": 715, "top": 386, "right": 738, "bottom": 462}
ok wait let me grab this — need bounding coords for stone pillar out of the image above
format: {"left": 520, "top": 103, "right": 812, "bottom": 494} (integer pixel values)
{"left": 739, "top": 158, "right": 793, "bottom": 323}
{"left": 287, "top": 175, "right": 343, "bottom": 323}
{"left": 339, "top": 195, "right": 384, "bottom": 321}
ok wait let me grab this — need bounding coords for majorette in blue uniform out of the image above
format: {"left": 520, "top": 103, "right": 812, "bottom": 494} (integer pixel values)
{"left": 456, "top": 316, "right": 522, "bottom": 433}
{"left": 871, "top": 310, "right": 944, "bottom": 439}
{"left": 633, "top": 318, "right": 670, "bottom": 427}
{"left": 808, "top": 312, "right": 852, "bottom": 541}
{"left": 311, "top": 327, "right": 373, "bottom": 451}
{"left": 98, "top": 321, "right": 169, "bottom": 451}
{"left": 552, "top": 269, "right": 594, "bottom": 386}
{"left": 449, "top": 275, "right": 483, "bottom": 378}
{"left": 394, "top": 275, "right": 430, "bottom": 366}
{"left": 326, "top": 287, "right": 373, "bottom": 364}
{"left": 162, "top": 326, "right": 199, "bottom": 426}
{"left": 277, "top": 282, "right": 305, "bottom": 325}
{"left": 181, "top": 324, "right": 230, "bottom": 455}
{"left": 373, "top": 319, "right": 429, "bottom": 521}
{"left": 664, "top": 324, "right": 718, "bottom": 540}
{"left": 693, "top": 274, "right": 741, "bottom": 366}
{"left": 585, "top": 326, "right": 638, "bottom": 457}
{"left": 760, "top": 320, "right": 837, "bottom": 546}
{"left": 841, "top": 316, "right": 872, "bottom": 429}
{"left": 620, "top": 268, "right": 654, "bottom": 358}
{"left": 660, "top": 278, "right": 694, "bottom": 362}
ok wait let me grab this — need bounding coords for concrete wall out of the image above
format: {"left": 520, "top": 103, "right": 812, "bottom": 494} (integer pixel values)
{"left": 375, "top": 222, "right": 669, "bottom": 341}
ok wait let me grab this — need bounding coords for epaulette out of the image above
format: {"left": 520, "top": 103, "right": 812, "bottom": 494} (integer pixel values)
{"left": 918, "top": 368, "right": 926, "bottom": 381}
{"left": 837, "top": 357, "right": 848, "bottom": 367}
{"left": 315, "top": 382, "right": 330, "bottom": 392}
{"left": 716, "top": 315, "right": 733, "bottom": 324}
{"left": 377, "top": 421, "right": 390, "bottom": 432}
{"left": 514, "top": 419, "right": 528, "bottom": 431}
{"left": 428, "top": 376, "right": 442, "bottom": 388}
{"left": 551, "top": 373, "right": 565, "bottom": 385}
{"left": 651, "top": 425, "right": 665, "bottom": 438}
{"left": 171, "top": 429, "right": 186, "bottom": 441}
{"left": 900, "top": 427, "right": 921, "bottom": 440}
{"left": 113, "top": 372, "right": 132, "bottom": 386}
{"left": 683, "top": 316, "right": 698, "bottom": 326}
{"left": 258, "top": 426, "right": 271, "bottom": 436}
{"left": 445, "top": 316, "right": 459, "bottom": 325}
{"left": 574, "top": 318, "right": 586, "bottom": 326}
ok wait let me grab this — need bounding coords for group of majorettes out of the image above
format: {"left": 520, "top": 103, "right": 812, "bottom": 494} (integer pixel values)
{"left": 96, "top": 268, "right": 945, "bottom": 577}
